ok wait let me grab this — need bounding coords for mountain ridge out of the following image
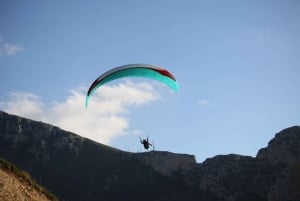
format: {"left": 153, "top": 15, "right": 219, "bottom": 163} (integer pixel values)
{"left": 0, "top": 110, "right": 299, "bottom": 201}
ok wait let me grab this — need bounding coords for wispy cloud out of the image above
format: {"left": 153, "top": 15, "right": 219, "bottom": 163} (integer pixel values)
{"left": 0, "top": 37, "right": 24, "bottom": 56}
{"left": 0, "top": 82, "right": 159, "bottom": 144}
{"left": 197, "top": 99, "right": 212, "bottom": 106}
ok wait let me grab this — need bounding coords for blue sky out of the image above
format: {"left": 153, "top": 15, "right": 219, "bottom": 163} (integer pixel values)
{"left": 1, "top": 1, "right": 299, "bottom": 162}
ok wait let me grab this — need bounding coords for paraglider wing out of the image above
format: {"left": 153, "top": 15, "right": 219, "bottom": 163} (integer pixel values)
{"left": 85, "top": 64, "right": 179, "bottom": 107}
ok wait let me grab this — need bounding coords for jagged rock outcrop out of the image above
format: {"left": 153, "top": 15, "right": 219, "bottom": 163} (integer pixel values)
{"left": 135, "top": 151, "right": 196, "bottom": 176}
{"left": 197, "top": 155, "right": 263, "bottom": 200}
{"left": 257, "top": 126, "right": 300, "bottom": 166}
{"left": 256, "top": 126, "right": 300, "bottom": 201}
{"left": 185, "top": 126, "right": 300, "bottom": 201}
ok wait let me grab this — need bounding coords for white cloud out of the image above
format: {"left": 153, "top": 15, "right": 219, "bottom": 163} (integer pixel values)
{"left": 4, "top": 43, "right": 24, "bottom": 55}
{"left": 0, "top": 92, "right": 45, "bottom": 120}
{"left": 197, "top": 99, "right": 212, "bottom": 106}
{"left": 0, "top": 82, "right": 159, "bottom": 144}
{"left": 0, "top": 37, "right": 24, "bottom": 56}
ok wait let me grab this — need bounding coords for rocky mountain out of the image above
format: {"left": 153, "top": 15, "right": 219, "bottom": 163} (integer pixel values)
{"left": 0, "top": 110, "right": 299, "bottom": 201}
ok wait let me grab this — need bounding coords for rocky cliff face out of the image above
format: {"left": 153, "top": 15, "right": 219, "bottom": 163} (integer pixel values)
{"left": 0, "top": 114, "right": 85, "bottom": 165}
{"left": 0, "top": 110, "right": 299, "bottom": 201}
{"left": 185, "top": 126, "right": 300, "bottom": 201}
{"left": 135, "top": 151, "right": 196, "bottom": 177}
{"left": 256, "top": 126, "right": 300, "bottom": 201}
{"left": 257, "top": 126, "right": 300, "bottom": 165}
{"left": 191, "top": 154, "right": 263, "bottom": 200}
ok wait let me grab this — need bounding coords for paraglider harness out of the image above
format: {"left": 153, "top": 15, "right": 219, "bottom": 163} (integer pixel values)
{"left": 140, "top": 137, "right": 152, "bottom": 150}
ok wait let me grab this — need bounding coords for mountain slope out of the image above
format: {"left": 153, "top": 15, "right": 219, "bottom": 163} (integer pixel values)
{"left": 0, "top": 111, "right": 216, "bottom": 201}
{"left": 0, "top": 157, "right": 57, "bottom": 201}
{"left": 0, "top": 110, "right": 299, "bottom": 201}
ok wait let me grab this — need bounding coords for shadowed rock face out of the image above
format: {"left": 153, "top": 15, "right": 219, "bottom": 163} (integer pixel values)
{"left": 183, "top": 126, "right": 300, "bottom": 201}
{"left": 257, "top": 126, "right": 300, "bottom": 165}
{"left": 134, "top": 151, "right": 196, "bottom": 177}
{"left": 256, "top": 126, "right": 300, "bottom": 201}
{"left": 0, "top": 111, "right": 299, "bottom": 201}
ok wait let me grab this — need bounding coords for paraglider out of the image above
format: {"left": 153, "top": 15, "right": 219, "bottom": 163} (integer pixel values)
{"left": 85, "top": 64, "right": 179, "bottom": 107}
{"left": 139, "top": 137, "right": 152, "bottom": 150}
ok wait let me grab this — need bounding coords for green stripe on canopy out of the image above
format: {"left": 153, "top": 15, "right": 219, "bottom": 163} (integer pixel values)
{"left": 85, "top": 67, "right": 179, "bottom": 107}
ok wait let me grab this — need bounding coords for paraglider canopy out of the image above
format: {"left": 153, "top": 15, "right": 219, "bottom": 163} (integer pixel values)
{"left": 85, "top": 64, "right": 179, "bottom": 107}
